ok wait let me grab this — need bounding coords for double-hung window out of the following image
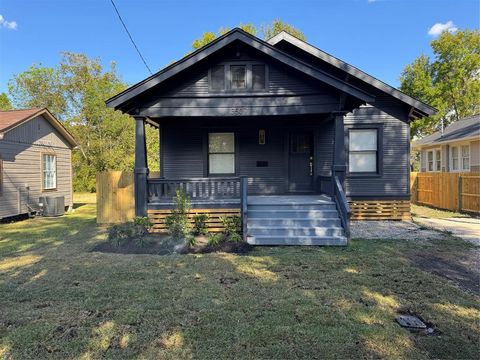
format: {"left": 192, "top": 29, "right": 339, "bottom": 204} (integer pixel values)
{"left": 427, "top": 151, "right": 434, "bottom": 172}
{"left": 208, "top": 133, "right": 235, "bottom": 175}
{"left": 427, "top": 149, "right": 442, "bottom": 172}
{"left": 209, "top": 63, "right": 267, "bottom": 92}
{"left": 42, "top": 154, "right": 57, "bottom": 190}
{"left": 450, "top": 144, "right": 469, "bottom": 172}
{"left": 348, "top": 129, "right": 378, "bottom": 173}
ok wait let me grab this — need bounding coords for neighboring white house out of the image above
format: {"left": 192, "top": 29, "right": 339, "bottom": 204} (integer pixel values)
{"left": 412, "top": 114, "right": 480, "bottom": 173}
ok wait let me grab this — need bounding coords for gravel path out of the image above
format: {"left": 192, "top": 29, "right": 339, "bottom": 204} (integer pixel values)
{"left": 350, "top": 220, "right": 448, "bottom": 240}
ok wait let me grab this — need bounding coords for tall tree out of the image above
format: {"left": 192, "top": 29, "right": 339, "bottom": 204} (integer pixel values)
{"left": 400, "top": 29, "right": 480, "bottom": 138}
{"left": 8, "top": 53, "right": 159, "bottom": 192}
{"left": 0, "top": 93, "right": 12, "bottom": 110}
{"left": 191, "top": 20, "right": 305, "bottom": 50}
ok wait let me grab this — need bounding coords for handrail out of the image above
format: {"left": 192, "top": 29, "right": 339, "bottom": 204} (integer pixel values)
{"left": 333, "top": 176, "right": 351, "bottom": 239}
{"left": 240, "top": 176, "right": 248, "bottom": 242}
{"left": 147, "top": 177, "right": 242, "bottom": 202}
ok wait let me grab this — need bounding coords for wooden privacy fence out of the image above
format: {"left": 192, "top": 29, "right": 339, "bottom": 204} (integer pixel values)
{"left": 96, "top": 171, "right": 135, "bottom": 224}
{"left": 410, "top": 172, "right": 480, "bottom": 213}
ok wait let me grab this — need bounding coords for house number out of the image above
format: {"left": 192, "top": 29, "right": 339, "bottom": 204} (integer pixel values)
{"left": 230, "top": 107, "right": 245, "bottom": 115}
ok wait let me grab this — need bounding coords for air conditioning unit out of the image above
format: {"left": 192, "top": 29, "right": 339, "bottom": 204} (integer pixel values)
{"left": 39, "top": 196, "right": 65, "bottom": 217}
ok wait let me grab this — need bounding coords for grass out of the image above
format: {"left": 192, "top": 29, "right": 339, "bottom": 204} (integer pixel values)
{"left": 411, "top": 204, "right": 470, "bottom": 219}
{"left": 0, "top": 201, "right": 479, "bottom": 359}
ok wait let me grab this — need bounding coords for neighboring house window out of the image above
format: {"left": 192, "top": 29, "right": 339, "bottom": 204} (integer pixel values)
{"left": 208, "top": 133, "right": 235, "bottom": 175}
{"left": 42, "top": 154, "right": 57, "bottom": 190}
{"left": 348, "top": 129, "right": 378, "bottom": 173}
{"left": 450, "top": 145, "right": 470, "bottom": 172}
{"left": 427, "top": 151, "right": 434, "bottom": 172}
{"left": 427, "top": 149, "right": 441, "bottom": 172}
{"left": 461, "top": 145, "right": 470, "bottom": 171}
{"left": 209, "top": 63, "right": 267, "bottom": 92}
{"left": 451, "top": 146, "right": 459, "bottom": 171}
{"left": 435, "top": 149, "right": 442, "bottom": 171}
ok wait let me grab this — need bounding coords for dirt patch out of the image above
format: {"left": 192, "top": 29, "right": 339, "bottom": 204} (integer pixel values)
{"left": 91, "top": 234, "right": 252, "bottom": 255}
{"left": 410, "top": 251, "right": 480, "bottom": 295}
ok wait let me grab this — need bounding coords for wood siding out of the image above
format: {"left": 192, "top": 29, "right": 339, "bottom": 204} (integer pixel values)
{"left": 0, "top": 115, "right": 73, "bottom": 219}
{"left": 344, "top": 105, "right": 410, "bottom": 198}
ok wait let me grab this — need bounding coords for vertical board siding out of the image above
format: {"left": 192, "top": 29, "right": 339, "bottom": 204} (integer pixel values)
{"left": 96, "top": 171, "right": 135, "bottom": 223}
{"left": 410, "top": 172, "right": 480, "bottom": 213}
{"left": 345, "top": 105, "right": 409, "bottom": 197}
{"left": 0, "top": 115, "right": 73, "bottom": 219}
{"left": 316, "top": 118, "right": 334, "bottom": 176}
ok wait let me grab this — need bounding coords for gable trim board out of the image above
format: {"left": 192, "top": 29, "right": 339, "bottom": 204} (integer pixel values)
{"left": 106, "top": 28, "right": 432, "bottom": 116}
{"left": 0, "top": 108, "right": 78, "bottom": 148}
{"left": 267, "top": 31, "right": 436, "bottom": 119}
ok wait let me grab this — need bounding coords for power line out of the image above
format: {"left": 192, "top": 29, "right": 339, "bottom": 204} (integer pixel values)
{"left": 109, "top": 0, "right": 153, "bottom": 75}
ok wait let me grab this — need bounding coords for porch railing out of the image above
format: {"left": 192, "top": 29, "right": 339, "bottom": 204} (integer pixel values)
{"left": 333, "top": 175, "right": 351, "bottom": 238}
{"left": 148, "top": 177, "right": 243, "bottom": 202}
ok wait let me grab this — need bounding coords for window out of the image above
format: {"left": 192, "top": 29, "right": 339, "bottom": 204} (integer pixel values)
{"left": 230, "top": 65, "right": 246, "bottom": 89}
{"left": 208, "top": 133, "right": 235, "bottom": 174}
{"left": 252, "top": 64, "right": 266, "bottom": 90}
{"left": 42, "top": 154, "right": 57, "bottom": 190}
{"left": 349, "top": 129, "right": 378, "bottom": 173}
{"left": 427, "top": 149, "right": 441, "bottom": 172}
{"left": 451, "top": 146, "right": 459, "bottom": 171}
{"left": 450, "top": 145, "right": 469, "bottom": 172}
{"left": 461, "top": 145, "right": 470, "bottom": 171}
{"left": 435, "top": 149, "right": 442, "bottom": 171}
{"left": 210, "top": 65, "right": 225, "bottom": 91}
{"left": 427, "top": 151, "right": 434, "bottom": 172}
{"left": 209, "top": 63, "right": 267, "bottom": 92}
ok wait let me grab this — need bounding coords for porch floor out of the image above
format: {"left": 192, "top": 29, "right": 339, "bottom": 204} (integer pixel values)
{"left": 248, "top": 194, "right": 333, "bottom": 205}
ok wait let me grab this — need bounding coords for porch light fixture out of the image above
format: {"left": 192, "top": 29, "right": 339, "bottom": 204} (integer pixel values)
{"left": 259, "top": 129, "right": 265, "bottom": 145}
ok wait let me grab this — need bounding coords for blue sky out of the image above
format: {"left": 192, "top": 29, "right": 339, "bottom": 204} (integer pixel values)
{"left": 0, "top": 0, "right": 479, "bottom": 95}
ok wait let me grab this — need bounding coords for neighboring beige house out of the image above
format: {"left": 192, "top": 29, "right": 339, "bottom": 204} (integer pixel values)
{"left": 0, "top": 108, "right": 78, "bottom": 219}
{"left": 412, "top": 114, "right": 480, "bottom": 173}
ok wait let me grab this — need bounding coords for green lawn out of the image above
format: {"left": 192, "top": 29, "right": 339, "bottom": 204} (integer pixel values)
{"left": 0, "top": 202, "right": 479, "bottom": 359}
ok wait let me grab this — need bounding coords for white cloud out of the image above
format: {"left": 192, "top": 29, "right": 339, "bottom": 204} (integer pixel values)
{"left": 0, "top": 14, "right": 17, "bottom": 30}
{"left": 428, "top": 21, "right": 458, "bottom": 36}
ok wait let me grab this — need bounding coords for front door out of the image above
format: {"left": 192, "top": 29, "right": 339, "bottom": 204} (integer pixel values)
{"left": 288, "top": 132, "right": 314, "bottom": 192}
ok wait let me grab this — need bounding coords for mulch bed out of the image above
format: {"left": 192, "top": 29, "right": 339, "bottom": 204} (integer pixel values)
{"left": 91, "top": 235, "right": 253, "bottom": 255}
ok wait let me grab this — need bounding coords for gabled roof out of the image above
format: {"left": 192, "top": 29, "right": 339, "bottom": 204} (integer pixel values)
{"left": 412, "top": 114, "right": 480, "bottom": 148}
{"left": 0, "top": 108, "right": 78, "bottom": 147}
{"left": 106, "top": 28, "right": 375, "bottom": 110}
{"left": 268, "top": 31, "right": 437, "bottom": 118}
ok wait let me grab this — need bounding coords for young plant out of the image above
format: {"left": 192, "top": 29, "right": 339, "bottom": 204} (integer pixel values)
{"left": 207, "top": 232, "right": 224, "bottom": 246}
{"left": 165, "top": 189, "right": 192, "bottom": 241}
{"left": 192, "top": 214, "right": 209, "bottom": 235}
{"left": 220, "top": 215, "right": 242, "bottom": 241}
{"left": 107, "top": 223, "right": 133, "bottom": 247}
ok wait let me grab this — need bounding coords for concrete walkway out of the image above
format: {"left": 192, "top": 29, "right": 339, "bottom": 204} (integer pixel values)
{"left": 413, "top": 216, "right": 480, "bottom": 245}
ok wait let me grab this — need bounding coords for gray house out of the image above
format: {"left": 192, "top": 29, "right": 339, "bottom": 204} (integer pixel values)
{"left": 412, "top": 114, "right": 479, "bottom": 173}
{"left": 107, "top": 29, "right": 436, "bottom": 245}
{"left": 0, "top": 108, "right": 78, "bottom": 219}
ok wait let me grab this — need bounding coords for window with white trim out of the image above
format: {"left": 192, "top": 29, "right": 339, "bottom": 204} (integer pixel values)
{"left": 461, "top": 145, "right": 470, "bottom": 171}
{"left": 427, "top": 151, "right": 434, "bottom": 172}
{"left": 450, "top": 144, "right": 470, "bottom": 172}
{"left": 208, "top": 133, "right": 235, "bottom": 175}
{"left": 42, "top": 154, "right": 57, "bottom": 190}
{"left": 209, "top": 63, "right": 267, "bottom": 92}
{"left": 435, "top": 149, "right": 441, "bottom": 171}
{"left": 348, "top": 129, "right": 378, "bottom": 173}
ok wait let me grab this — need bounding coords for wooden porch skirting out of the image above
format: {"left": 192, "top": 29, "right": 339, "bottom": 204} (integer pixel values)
{"left": 148, "top": 208, "right": 241, "bottom": 233}
{"left": 349, "top": 200, "right": 411, "bottom": 221}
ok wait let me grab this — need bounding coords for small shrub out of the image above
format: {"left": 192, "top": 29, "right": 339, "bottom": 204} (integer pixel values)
{"left": 207, "top": 232, "right": 224, "bottom": 246}
{"left": 165, "top": 189, "right": 191, "bottom": 241}
{"left": 186, "top": 234, "right": 197, "bottom": 247}
{"left": 228, "top": 232, "right": 243, "bottom": 243}
{"left": 220, "top": 215, "right": 241, "bottom": 235}
{"left": 192, "top": 214, "right": 209, "bottom": 235}
{"left": 107, "top": 217, "right": 152, "bottom": 247}
{"left": 107, "top": 223, "right": 133, "bottom": 247}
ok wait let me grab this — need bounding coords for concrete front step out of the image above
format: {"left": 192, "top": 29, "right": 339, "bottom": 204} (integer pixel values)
{"left": 246, "top": 235, "right": 347, "bottom": 246}
{"left": 248, "top": 209, "right": 339, "bottom": 219}
{"left": 247, "top": 218, "right": 342, "bottom": 227}
{"left": 248, "top": 226, "right": 344, "bottom": 237}
{"left": 248, "top": 204, "right": 336, "bottom": 211}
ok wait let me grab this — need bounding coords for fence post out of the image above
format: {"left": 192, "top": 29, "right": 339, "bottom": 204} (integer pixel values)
{"left": 240, "top": 176, "right": 248, "bottom": 242}
{"left": 458, "top": 174, "right": 463, "bottom": 212}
